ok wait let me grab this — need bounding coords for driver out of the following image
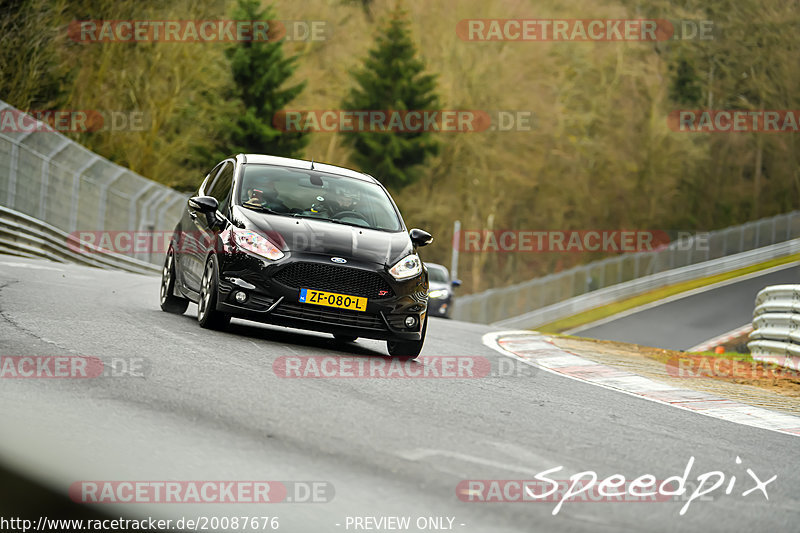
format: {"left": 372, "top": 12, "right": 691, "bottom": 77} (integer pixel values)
{"left": 333, "top": 190, "right": 358, "bottom": 212}
{"left": 244, "top": 181, "right": 290, "bottom": 213}
{"left": 311, "top": 191, "right": 349, "bottom": 216}
{"left": 309, "top": 189, "right": 367, "bottom": 224}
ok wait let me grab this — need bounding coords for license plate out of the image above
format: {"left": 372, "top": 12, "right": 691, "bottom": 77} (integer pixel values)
{"left": 299, "top": 288, "right": 367, "bottom": 312}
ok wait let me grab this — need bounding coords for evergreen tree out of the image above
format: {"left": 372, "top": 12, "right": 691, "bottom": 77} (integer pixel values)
{"left": 341, "top": 8, "right": 440, "bottom": 189}
{"left": 222, "top": 0, "right": 307, "bottom": 158}
{"left": 668, "top": 53, "right": 703, "bottom": 107}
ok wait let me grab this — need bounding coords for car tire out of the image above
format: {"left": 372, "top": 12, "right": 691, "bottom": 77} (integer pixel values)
{"left": 198, "top": 255, "right": 230, "bottom": 330}
{"left": 160, "top": 247, "right": 189, "bottom": 314}
{"left": 334, "top": 334, "right": 358, "bottom": 343}
{"left": 386, "top": 315, "right": 427, "bottom": 360}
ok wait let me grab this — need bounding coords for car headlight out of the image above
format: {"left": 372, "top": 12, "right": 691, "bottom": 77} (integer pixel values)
{"left": 389, "top": 254, "right": 422, "bottom": 280}
{"left": 232, "top": 229, "right": 284, "bottom": 261}
{"left": 428, "top": 289, "right": 449, "bottom": 299}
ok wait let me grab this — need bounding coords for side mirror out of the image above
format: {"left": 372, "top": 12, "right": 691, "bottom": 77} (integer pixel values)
{"left": 188, "top": 196, "right": 219, "bottom": 213}
{"left": 409, "top": 228, "right": 433, "bottom": 247}
{"left": 451, "top": 279, "right": 462, "bottom": 288}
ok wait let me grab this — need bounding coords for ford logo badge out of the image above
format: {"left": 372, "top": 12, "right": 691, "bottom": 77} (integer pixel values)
{"left": 331, "top": 257, "right": 347, "bottom": 264}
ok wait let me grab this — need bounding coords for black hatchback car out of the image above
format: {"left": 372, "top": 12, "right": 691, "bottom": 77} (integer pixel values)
{"left": 425, "top": 263, "right": 461, "bottom": 318}
{"left": 159, "top": 154, "right": 433, "bottom": 358}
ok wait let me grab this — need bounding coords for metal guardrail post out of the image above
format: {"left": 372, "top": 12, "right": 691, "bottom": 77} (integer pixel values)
{"left": 38, "top": 138, "right": 71, "bottom": 221}
{"left": 739, "top": 224, "right": 745, "bottom": 251}
{"left": 128, "top": 182, "right": 155, "bottom": 231}
{"left": 722, "top": 229, "right": 728, "bottom": 256}
{"left": 755, "top": 221, "right": 760, "bottom": 248}
{"left": 146, "top": 188, "right": 175, "bottom": 231}
{"left": 143, "top": 189, "right": 177, "bottom": 263}
{"left": 7, "top": 131, "right": 35, "bottom": 209}
{"left": 156, "top": 195, "right": 184, "bottom": 235}
{"left": 7, "top": 140, "right": 18, "bottom": 207}
{"left": 96, "top": 167, "right": 127, "bottom": 230}
{"left": 69, "top": 156, "right": 99, "bottom": 233}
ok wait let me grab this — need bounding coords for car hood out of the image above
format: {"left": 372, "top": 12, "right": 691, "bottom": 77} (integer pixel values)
{"left": 232, "top": 206, "right": 413, "bottom": 266}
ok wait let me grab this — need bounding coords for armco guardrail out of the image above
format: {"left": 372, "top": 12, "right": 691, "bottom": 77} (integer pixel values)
{"left": 0, "top": 100, "right": 186, "bottom": 267}
{"left": 0, "top": 205, "right": 158, "bottom": 275}
{"left": 748, "top": 285, "right": 800, "bottom": 371}
{"left": 453, "top": 211, "right": 800, "bottom": 325}
{"left": 489, "top": 239, "right": 800, "bottom": 329}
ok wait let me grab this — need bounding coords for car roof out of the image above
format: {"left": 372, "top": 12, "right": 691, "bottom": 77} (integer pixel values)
{"left": 237, "top": 154, "right": 378, "bottom": 184}
{"left": 426, "top": 263, "right": 449, "bottom": 272}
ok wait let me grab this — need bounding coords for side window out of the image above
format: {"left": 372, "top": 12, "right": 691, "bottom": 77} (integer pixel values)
{"left": 199, "top": 163, "right": 223, "bottom": 196}
{"left": 207, "top": 161, "right": 234, "bottom": 212}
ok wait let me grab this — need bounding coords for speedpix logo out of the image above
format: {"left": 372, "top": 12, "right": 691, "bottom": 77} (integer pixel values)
{"left": 457, "top": 456, "right": 776, "bottom": 516}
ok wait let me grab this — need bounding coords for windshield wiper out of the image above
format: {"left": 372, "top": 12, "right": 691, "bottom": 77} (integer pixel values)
{"left": 242, "top": 203, "right": 280, "bottom": 215}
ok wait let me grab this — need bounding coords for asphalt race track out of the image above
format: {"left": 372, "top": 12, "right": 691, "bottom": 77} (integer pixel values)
{"left": 572, "top": 263, "right": 800, "bottom": 351}
{"left": 0, "top": 255, "right": 798, "bottom": 532}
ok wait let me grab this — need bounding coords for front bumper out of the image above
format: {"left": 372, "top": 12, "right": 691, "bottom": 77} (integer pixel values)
{"left": 215, "top": 251, "right": 428, "bottom": 341}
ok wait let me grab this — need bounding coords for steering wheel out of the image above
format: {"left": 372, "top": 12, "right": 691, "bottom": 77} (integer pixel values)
{"left": 332, "top": 210, "right": 369, "bottom": 222}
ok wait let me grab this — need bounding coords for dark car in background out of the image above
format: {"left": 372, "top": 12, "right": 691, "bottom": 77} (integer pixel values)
{"left": 426, "top": 263, "right": 460, "bottom": 318}
{"left": 159, "top": 154, "right": 433, "bottom": 358}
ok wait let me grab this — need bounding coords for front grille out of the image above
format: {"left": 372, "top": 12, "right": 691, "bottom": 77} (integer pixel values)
{"left": 273, "top": 262, "right": 394, "bottom": 298}
{"left": 248, "top": 294, "right": 275, "bottom": 311}
{"left": 273, "top": 302, "right": 387, "bottom": 331}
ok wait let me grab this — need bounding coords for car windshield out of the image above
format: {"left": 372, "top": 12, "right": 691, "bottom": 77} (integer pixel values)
{"left": 427, "top": 266, "right": 449, "bottom": 282}
{"left": 236, "top": 164, "right": 403, "bottom": 231}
